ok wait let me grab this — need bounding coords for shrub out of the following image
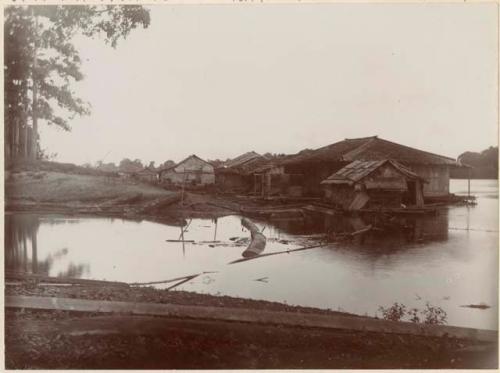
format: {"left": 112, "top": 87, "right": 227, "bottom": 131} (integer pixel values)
{"left": 378, "top": 302, "right": 447, "bottom": 325}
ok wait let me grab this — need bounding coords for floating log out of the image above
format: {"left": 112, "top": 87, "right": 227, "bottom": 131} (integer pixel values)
{"left": 241, "top": 218, "right": 266, "bottom": 258}
{"left": 165, "top": 239, "right": 195, "bottom": 243}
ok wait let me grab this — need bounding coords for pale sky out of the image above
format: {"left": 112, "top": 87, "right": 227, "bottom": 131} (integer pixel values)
{"left": 40, "top": 3, "right": 498, "bottom": 166}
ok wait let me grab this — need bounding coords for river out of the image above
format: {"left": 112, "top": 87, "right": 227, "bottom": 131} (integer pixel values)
{"left": 5, "top": 179, "right": 498, "bottom": 330}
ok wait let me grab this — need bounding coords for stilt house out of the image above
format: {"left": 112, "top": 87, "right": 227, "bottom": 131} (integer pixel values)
{"left": 277, "top": 136, "right": 462, "bottom": 200}
{"left": 321, "top": 159, "right": 425, "bottom": 210}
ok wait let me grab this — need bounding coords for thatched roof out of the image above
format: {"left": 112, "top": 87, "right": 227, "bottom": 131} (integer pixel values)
{"left": 282, "top": 136, "right": 458, "bottom": 167}
{"left": 321, "top": 159, "right": 424, "bottom": 185}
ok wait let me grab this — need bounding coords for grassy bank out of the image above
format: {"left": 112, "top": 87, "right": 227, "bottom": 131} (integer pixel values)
{"left": 5, "top": 162, "right": 232, "bottom": 219}
{"left": 6, "top": 169, "right": 168, "bottom": 203}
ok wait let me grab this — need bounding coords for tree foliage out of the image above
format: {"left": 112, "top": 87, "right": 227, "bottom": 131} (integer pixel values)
{"left": 452, "top": 146, "right": 498, "bottom": 179}
{"left": 4, "top": 5, "right": 150, "bottom": 163}
{"left": 118, "top": 158, "right": 143, "bottom": 173}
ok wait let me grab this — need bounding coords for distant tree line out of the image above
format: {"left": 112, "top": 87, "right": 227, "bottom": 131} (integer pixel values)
{"left": 451, "top": 146, "right": 498, "bottom": 179}
{"left": 84, "top": 158, "right": 176, "bottom": 173}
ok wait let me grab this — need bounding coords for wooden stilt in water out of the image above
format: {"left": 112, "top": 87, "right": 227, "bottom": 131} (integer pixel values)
{"left": 468, "top": 167, "right": 471, "bottom": 198}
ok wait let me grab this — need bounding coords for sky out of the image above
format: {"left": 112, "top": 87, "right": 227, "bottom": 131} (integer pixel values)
{"left": 40, "top": 3, "right": 498, "bottom": 166}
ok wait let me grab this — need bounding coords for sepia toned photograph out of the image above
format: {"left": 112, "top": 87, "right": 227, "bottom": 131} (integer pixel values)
{"left": 3, "top": 2, "right": 499, "bottom": 369}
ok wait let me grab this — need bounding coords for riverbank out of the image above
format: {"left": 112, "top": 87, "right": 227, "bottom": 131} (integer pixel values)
{"left": 5, "top": 285, "right": 498, "bottom": 369}
{"left": 5, "top": 163, "right": 315, "bottom": 223}
{"left": 5, "top": 165, "right": 234, "bottom": 222}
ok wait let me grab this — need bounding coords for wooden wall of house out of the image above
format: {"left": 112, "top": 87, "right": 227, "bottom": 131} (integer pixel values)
{"left": 366, "top": 190, "right": 403, "bottom": 208}
{"left": 323, "top": 184, "right": 356, "bottom": 209}
{"left": 136, "top": 173, "right": 158, "bottom": 183}
{"left": 363, "top": 164, "right": 408, "bottom": 191}
{"left": 409, "top": 165, "right": 449, "bottom": 197}
{"left": 215, "top": 173, "right": 250, "bottom": 191}
{"left": 161, "top": 170, "right": 215, "bottom": 185}
{"left": 285, "top": 161, "right": 347, "bottom": 197}
{"left": 160, "top": 156, "right": 215, "bottom": 186}
{"left": 175, "top": 157, "right": 214, "bottom": 174}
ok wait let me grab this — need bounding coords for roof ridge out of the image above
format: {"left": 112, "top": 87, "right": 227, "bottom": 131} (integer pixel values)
{"left": 342, "top": 137, "right": 379, "bottom": 161}
{"left": 376, "top": 137, "right": 456, "bottom": 162}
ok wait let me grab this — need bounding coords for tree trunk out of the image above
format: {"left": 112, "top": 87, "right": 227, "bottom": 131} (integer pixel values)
{"left": 30, "top": 9, "right": 39, "bottom": 161}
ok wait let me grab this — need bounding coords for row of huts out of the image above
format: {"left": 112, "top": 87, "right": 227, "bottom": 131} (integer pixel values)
{"left": 132, "top": 136, "right": 465, "bottom": 210}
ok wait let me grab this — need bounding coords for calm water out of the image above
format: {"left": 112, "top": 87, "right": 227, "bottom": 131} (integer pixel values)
{"left": 5, "top": 180, "right": 498, "bottom": 330}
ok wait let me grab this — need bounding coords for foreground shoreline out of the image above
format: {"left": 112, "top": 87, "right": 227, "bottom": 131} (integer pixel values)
{"left": 5, "top": 283, "right": 498, "bottom": 369}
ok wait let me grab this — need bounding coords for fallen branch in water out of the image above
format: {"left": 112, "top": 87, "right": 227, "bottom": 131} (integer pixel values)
{"left": 129, "top": 271, "right": 217, "bottom": 287}
{"left": 165, "top": 274, "right": 200, "bottom": 290}
{"left": 228, "top": 243, "right": 327, "bottom": 265}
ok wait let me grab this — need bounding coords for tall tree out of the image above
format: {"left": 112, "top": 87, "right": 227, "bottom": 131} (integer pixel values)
{"left": 4, "top": 5, "right": 150, "bottom": 164}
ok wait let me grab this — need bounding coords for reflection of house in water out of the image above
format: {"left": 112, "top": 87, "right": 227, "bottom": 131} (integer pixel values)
{"left": 5, "top": 214, "right": 89, "bottom": 277}
{"left": 271, "top": 209, "right": 449, "bottom": 249}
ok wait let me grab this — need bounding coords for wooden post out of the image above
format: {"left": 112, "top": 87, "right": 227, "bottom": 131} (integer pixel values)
{"left": 180, "top": 226, "right": 185, "bottom": 258}
{"left": 467, "top": 167, "right": 471, "bottom": 198}
{"left": 181, "top": 171, "right": 188, "bottom": 206}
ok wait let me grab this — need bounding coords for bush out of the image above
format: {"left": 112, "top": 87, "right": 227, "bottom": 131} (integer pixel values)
{"left": 378, "top": 302, "right": 447, "bottom": 325}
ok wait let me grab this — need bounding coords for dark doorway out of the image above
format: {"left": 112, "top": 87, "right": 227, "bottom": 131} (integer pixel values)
{"left": 405, "top": 180, "right": 417, "bottom": 205}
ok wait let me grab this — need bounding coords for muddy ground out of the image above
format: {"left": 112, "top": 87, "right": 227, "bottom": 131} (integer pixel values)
{"left": 5, "top": 307, "right": 498, "bottom": 369}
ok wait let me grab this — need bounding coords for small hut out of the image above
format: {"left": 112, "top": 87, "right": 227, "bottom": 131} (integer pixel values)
{"left": 159, "top": 154, "right": 215, "bottom": 186}
{"left": 133, "top": 167, "right": 158, "bottom": 183}
{"left": 321, "top": 159, "right": 425, "bottom": 210}
{"left": 215, "top": 151, "right": 267, "bottom": 192}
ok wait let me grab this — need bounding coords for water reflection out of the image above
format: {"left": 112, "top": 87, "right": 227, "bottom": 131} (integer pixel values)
{"left": 271, "top": 210, "right": 449, "bottom": 251}
{"left": 5, "top": 214, "right": 90, "bottom": 278}
{"left": 3, "top": 180, "right": 498, "bottom": 329}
